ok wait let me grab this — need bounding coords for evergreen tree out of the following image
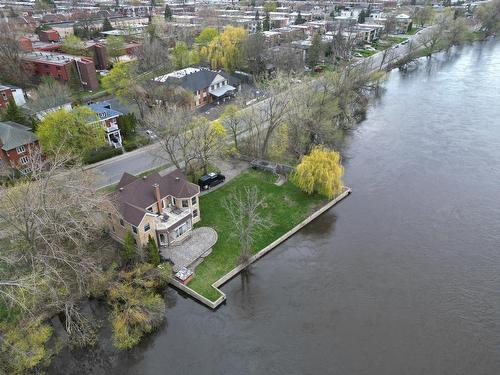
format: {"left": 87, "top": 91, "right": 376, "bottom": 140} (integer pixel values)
{"left": 145, "top": 236, "right": 160, "bottom": 266}
{"left": 121, "top": 231, "right": 137, "bottom": 264}
{"left": 255, "top": 10, "right": 260, "bottom": 20}
{"left": 263, "top": 11, "right": 271, "bottom": 31}
{"left": 2, "top": 98, "right": 28, "bottom": 126}
{"left": 68, "top": 64, "right": 82, "bottom": 92}
{"left": 164, "top": 4, "right": 172, "bottom": 20}
{"left": 118, "top": 113, "right": 137, "bottom": 139}
{"left": 102, "top": 17, "right": 113, "bottom": 31}
{"left": 295, "top": 11, "right": 305, "bottom": 25}
{"left": 256, "top": 21, "right": 262, "bottom": 32}
{"left": 358, "top": 10, "right": 366, "bottom": 24}
{"left": 306, "top": 32, "right": 322, "bottom": 68}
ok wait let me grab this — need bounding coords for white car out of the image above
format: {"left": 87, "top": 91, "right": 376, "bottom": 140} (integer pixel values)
{"left": 145, "top": 130, "right": 157, "bottom": 139}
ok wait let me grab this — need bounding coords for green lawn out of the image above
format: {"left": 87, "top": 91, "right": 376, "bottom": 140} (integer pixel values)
{"left": 188, "top": 169, "right": 326, "bottom": 301}
{"left": 406, "top": 28, "right": 420, "bottom": 36}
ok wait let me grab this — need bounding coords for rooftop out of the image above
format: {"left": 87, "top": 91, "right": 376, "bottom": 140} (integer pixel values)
{"left": 0, "top": 121, "right": 37, "bottom": 151}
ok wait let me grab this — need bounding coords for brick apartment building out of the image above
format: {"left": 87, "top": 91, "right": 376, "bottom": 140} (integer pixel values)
{"left": 0, "top": 86, "right": 14, "bottom": 111}
{"left": 0, "top": 121, "right": 40, "bottom": 174}
{"left": 22, "top": 51, "right": 99, "bottom": 91}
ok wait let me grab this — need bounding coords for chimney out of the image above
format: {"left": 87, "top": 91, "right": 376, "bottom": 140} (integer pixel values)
{"left": 153, "top": 183, "right": 162, "bottom": 212}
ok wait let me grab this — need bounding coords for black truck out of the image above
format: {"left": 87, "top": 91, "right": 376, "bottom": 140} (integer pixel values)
{"left": 198, "top": 172, "right": 226, "bottom": 190}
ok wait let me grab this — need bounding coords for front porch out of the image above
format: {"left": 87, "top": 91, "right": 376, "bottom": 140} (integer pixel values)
{"left": 160, "top": 227, "right": 218, "bottom": 272}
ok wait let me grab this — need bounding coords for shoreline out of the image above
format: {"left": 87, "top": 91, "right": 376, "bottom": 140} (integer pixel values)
{"left": 169, "top": 186, "right": 352, "bottom": 309}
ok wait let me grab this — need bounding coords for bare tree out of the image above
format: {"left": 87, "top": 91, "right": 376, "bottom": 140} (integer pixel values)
{"left": 134, "top": 35, "right": 171, "bottom": 74}
{"left": 145, "top": 106, "right": 197, "bottom": 174}
{"left": 28, "top": 76, "right": 72, "bottom": 113}
{"left": 330, "top": 22, "right": 360, "bottom": 62}
{"left": 0, "top": 21, "right": 32, "bottom": 86}
{"left": 0, "top": 150, "right": 109, "bottom": 319}
{"left": 257, "top": 73, "right": 294, "bottom": 157}
{"left": 222, "top": 187, "right": 268, "bottom": 265}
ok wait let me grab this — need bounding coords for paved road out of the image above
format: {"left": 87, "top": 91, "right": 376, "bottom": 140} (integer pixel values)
{"left": 89, "top": 28, "right": 432, "bottom": 189}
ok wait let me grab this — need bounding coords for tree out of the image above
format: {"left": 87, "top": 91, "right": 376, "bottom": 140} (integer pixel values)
{"left": 255, "top": 10, "right": 260, "bottom": 20}
{"left": 358, "top": 10, "right": 366, "bottom": 24}
{"left": 134, "top": 35, "right": 170, "bottom": 74}
{"left": 0, "top": 22, "right": 32, "bottom": 87}
{"left": 118, "top": 113, "right": 137, "bottom": 139}
{"left": 101, "top": 61, "right": 134, "bottom": 99}
{"left": 121, "top": 231, "right": 137, "bottom": 264}
{"left": 102, "top": 17, "right": 113, "bottom": 32}
{"left": 68, "top": 64, "right": 82, "bottom": 92}
{"left": 145, "top": 106, "right": 197, "bottom": 175}
{"left": 307, "top": 32, "right": 322, "bottom": 68}
{"left": 164, "top": 4, "right": 172, "bottom": 20}
{"left": 220, "top": 104, "right": 242, "bottom": 151}
{"left": 172, "top": 41, "right": 200, "bottom": 69}
{"left": 0, "top": 153, "right": 111, "bottom": 364}
{"left": 106, "top": 35, "right": 126, "bottom": 62}
{"left": 2, "top": 98, "right": 28, "bottom": 126}
{"left": 295, "top": 11, "right": 306, "bottom": 25}
{"left": 191, "top": 118, "right": 226, "bottom": 174}
{"left": 205, "top": 26, "right": 247, "bottom": 72}
{"left": 263, "top": 1, "right": 277, "bottom": 12}
{"left": 195, "top": 27, "right": 218, "bottom": 48}
{"left": 412, "top": 6, "right": 435, "bottom": 27}
{"left": 223, "top": 187, "right": 268, "bottom": 265}
{"left": 291, "top": 146, "right": 344, "bottom": 199}
{"left": 242, "top": 31, "right": 266, "bottom": 76}
{"left": 61, "top": 34, "right": 87, "bottom": 56}
{"left": 475, "top": 0, "right": 500, "bottom": 36}
{"left": 263, "top": 11, "right": 271, "bottom": 31}
{"left": 145, "top": 236, "right": 160, "bottom": 266}
{"left": 36, "top": 107, "right": 105, "bottom": 157}
{"left": 28, "top": 78, "right": 71, "bottom": 115}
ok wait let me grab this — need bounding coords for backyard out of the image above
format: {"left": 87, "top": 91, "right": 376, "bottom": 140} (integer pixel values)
{"left": 188, "top": 168, "right": 326, "bottom": 301}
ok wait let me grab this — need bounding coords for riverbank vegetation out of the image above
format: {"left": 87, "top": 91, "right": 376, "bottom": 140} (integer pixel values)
{"left": 0, "top": 154, "right": 172, "bottom": 373}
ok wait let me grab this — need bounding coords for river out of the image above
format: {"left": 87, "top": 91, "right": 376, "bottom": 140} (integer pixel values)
{"left": 51, "top": 40, "right": 500, "bottom": 375}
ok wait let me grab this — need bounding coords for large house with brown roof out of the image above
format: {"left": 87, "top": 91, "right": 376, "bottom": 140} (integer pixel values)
{"left": 107, "top": 170, "right": 201, "bottom": 248}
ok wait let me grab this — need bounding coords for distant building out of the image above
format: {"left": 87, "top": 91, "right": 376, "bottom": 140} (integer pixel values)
{"left": 153, "top": 67, "right": 241, "bottom": 108}
{"left": 21, "top": 51, "right": 99, "bottom": 91}
{"left": 0, "top": 121, "right": 39, "bottom": 175}
{"left": 0, "top": 84, "right": 26, "bottom": 110}
{"left": 38, "top": 29, "right": 61, "bottom": 43}
{"left": 87, "top": 101, "right": 124, "bottom": 148}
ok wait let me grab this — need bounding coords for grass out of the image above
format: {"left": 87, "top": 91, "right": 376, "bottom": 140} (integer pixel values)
{"left": 406, "top": 28, "right": 420, "bottom": 36}
{"left": 188, "top": 169, "right": 326, "bottom": 301}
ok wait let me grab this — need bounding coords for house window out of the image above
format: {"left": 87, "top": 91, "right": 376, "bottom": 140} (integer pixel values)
{"left": 1, "top": 93, "right": 7, "bottom": 101}
{"left": 108, "top": 213, "right": 112, "bottom": 219}
{"left": 147, "top": 206, "right": 153, "bottom": 212}
{"left": 191, "top": 196, "right": 197, "bottom": 205}
{"left": 22, "top": 167, "right": 32, "bottom": 174}
{"left": 16, "top": 145, "right": 25, "bottom": 154}
{"left": 182, "top": 199, "right": 188, "bottom": 208}
{"left": 161, "top": 199, "right": 165, "bottom": 209}
{"left": 120, "top": 218, "right": 124, "bottom": 227}
{"left": 193, "top": 209, "right": 198, "bottom": 218}
{"left": 19, "top": 156, "right": 30, "bottom": 165}
{"left": 172, "top": 197, "right": 176, "bottom": 206}
{"left": 144, "top": 223, "right": 150, "bottom": 232}
{"left": 132, "top": 225, "right": 138, "bottom": 234}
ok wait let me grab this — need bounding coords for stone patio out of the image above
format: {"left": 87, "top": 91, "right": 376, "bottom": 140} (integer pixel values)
{"left": 160, "top": 227, "right": 218, "bottom": 272}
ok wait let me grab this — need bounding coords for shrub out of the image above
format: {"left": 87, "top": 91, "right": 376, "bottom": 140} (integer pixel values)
{"left": 122, "top": 135, "right": 149, "bottom": 152}
{"left": 83, "top": 146, "right": 122, "bottom": 164}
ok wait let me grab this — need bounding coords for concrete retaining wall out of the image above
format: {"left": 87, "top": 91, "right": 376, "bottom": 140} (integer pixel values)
{"left": 169, "top": 186, "right": 352, "bottom": 309}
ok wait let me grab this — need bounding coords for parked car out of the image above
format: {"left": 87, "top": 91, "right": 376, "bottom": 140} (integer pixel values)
{"left": 145, "top": 130, "right": 157, "bottom": 139}
{"left": 198, "top": 172, "right": 225, "bottom": 190}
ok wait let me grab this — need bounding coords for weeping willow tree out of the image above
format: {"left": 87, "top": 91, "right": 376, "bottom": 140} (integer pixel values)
{"left": 291, "top": 146, "right": 344, "bottom": 199}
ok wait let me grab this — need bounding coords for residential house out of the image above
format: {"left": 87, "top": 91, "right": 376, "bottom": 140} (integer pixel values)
{"left": 0, "top": 121, "right": 39, "bottom": 174}
{"left": 107, "top": 170, "right": 201, "bottom": 248}
{"left": 0, "top": 84, "right": 26, "bottom": 110}
{"left": 153, "top": 67, "right": 241, "bottom": 108}
{"left": 87, "top": 101, "right": 124, "bottom": 148}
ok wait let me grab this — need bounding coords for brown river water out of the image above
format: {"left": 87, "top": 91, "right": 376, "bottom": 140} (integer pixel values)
{"left": 51, "top": 39, "right": 500, "bottom": 375}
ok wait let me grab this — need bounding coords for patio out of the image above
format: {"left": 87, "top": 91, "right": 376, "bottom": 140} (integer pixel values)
{"left": 160, "top": 227, "right": 218, "bottom": 272}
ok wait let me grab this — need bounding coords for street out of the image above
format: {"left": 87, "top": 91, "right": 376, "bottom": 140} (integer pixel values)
{"left": 89, "top": 28, "right": 432, "bottom": 189}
